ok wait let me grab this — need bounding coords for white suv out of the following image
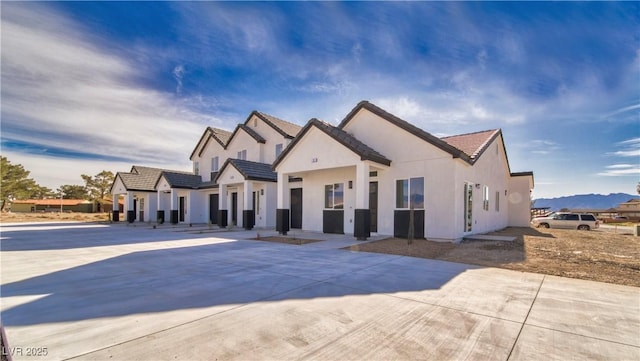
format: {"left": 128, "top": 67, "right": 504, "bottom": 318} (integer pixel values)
{"left": 531, "top": 212, "right": 599, "bottom": 230}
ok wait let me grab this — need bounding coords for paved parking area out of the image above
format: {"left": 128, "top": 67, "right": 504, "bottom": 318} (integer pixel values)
{"left": 1, "top": 222, "right": 639, "bottom": 360}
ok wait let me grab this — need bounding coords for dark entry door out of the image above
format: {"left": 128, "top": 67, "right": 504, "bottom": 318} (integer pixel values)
{"left": 179, "top": 196, "right": 185, "bottom": 222}
{"left": 370, "top": 182, "right": 378, "bottom": 232}
{"left": 231, "top": 192, "right": 238, "bottom": 225}
{"left": 290, "top": 188, "right": 303, "bottom": 229}
{"left": 209, "top": 194, "right": 219, "bottom": 224}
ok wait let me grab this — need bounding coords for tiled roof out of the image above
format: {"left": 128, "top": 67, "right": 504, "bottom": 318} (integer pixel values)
{"left": 254, "top": 111, "right": 302, "bottom": 139}
{"left": 441, "top": 129, "right": 501, "bottom": 160}
{"left": 216, "top": 159, "right": 277, "bottom": 183}
{"left": 234, "top": 124, "right": 266, "bottom": 144}
{"left": 211, "top": 127, "right": 232, "bottom": 146}
{"left": 197, "top": 181, "right": 219, "bottom": 189}
{"left": 338, "top": 101, "right": 469, "bottom": 163}
{"left": 160, "top": 171, "right": 203, "bottom": 189}
{"left": 273, "top": 118, "right": 391, "bottom": 169}
{"left": 117, "top": 166, "right": 165, "bottom": 191}
{"left": 190, "top": 127, "right": 233, "bottom": 160}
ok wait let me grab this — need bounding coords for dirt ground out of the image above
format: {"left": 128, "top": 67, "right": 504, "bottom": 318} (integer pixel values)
{"left": 347, "top": 227, "right": 640, "bottom": 287}
{"left": 0, "top": 211, "right": 112, "bottom": 223}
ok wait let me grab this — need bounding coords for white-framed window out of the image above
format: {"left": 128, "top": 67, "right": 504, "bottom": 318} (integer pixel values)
{"left": 237, "top": 150, "right": 247, "bottom": 160}
{"left": 483, "top": 186, "right": 489, "bottom": 211}
{"left": 464, "top": 183, "right": 473, "bottom": 232}
{"left": 495, "top": 191, "right": 500, "bottom": 212}
{"left": 324, "top": 183, "right": 344, "bottom": 209}
{"left": 395, "top": 177, "right": 424, "bottom": 209}
{"left": 275, "top": 143, "right": 283, "bottom": 158}
{"left": 194, "top": 161, "right": 200, "bottom": 175}
{"left": 211, "top": 156, "right": 219, "bottom": 172}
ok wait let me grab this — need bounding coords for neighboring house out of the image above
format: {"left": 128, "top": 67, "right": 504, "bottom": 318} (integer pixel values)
{"left": 111, "top": 166, "right": 172, "bottom": 222}
{"left": 188, "top": 111, "right": 300, "bottom": 228}
{"left": 616, "top": 199, "right": 640, "bottom": 218}
{"left": 110, "top": 111, "right": 301, "bottom": 227}
{"left": 273, "top": 101, "right": 533, "bottom": 242}
{"left": 11, "top": 199, "right": 94, "bottom": 213}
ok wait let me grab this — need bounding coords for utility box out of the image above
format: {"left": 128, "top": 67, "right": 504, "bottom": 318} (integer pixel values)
{"left": 634, "top": 225, "right": 640, "bottom": 237}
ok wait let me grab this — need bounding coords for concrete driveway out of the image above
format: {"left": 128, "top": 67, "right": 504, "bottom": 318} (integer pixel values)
{"left": 1, "top": 222, "right": 638, "bottom": 360}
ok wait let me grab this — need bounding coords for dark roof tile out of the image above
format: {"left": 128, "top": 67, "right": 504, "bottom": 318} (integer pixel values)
{"left": 216, "top": 159, "right": 277, "bottom": 183}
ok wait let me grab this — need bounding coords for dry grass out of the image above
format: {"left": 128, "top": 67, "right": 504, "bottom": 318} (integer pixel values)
{"left": 347, "top": 227, "right": 640, "bottom": 287}
{"left": 0, "top": 211, "right": 112, "bottom": 223}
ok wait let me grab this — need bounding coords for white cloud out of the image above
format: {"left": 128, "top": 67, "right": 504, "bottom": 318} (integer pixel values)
{"left": 1, "top": 4, "right": 222, "bottom": 187}
{"left": 597, "top": 167, "right": 640, "bottom": 177}
{"left": 606, "top": 164, "right": 635, "bottom": 169}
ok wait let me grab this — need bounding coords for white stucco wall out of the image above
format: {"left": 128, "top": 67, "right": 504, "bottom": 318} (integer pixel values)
{"left": 196, "top": 140, "right": 226, "bottom": 182}
{"left": 226, "top": 130, "right": 261, "bottom": 163}
{"left": 247, "top": 114, "right": 292, "bottom": 164}
{"left": 508, "top": 176, "right": 533, "bottom": 227}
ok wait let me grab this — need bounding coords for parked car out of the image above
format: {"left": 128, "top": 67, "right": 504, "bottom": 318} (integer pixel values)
{"left": 531, "top": 212, "right": 599, "bottom": 230}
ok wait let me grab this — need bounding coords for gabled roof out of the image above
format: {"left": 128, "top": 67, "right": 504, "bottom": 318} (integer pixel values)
{"left": 338, "top": 100, "right": 470, "bottom": 163}
{"left": 273, "top": 118, "right": 391, "bottom": 169}
{"left": 158, "top": 171, "right": 203, "bottom": 189}
{"left": 227, "top": 124, "right": 266, "bottom": 146}
{"left": 190, "top": 127, "right": 233, "bottom": 160}
{"left": 114, "top": 166, "right": 165, "bottom": 192}
{"left": 215, "top": 158, "right": 277, "bottom": 183}
{"left": 441, "top": 129, "right": 501, "bottom": 161}
{"left": 248, "top": 111, "right": 302, "bottom": 139}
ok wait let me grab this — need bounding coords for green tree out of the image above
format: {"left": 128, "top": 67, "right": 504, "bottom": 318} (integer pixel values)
{"left": 81, "top": 171, "right": 115, "bottom": 200}
{"left": 59, "top": 184, "right": 88, "bottom": 199}
{"left": 0, "top": 157, "right": 53, "bottom": 210}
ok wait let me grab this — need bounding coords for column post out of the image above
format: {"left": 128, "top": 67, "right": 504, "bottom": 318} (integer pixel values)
{"left": 156, "top": 191, "right": 164, "bottom": 224}
{"left": 112, "top": 194, "right": 120, "bottom": 222}
{"left": 354, "top": 162, "right": 371, "bottom": 240}
{"left": 276, "top": 172, "right": 290, "bottom": 235}
{"left": 217, "top": 184, "right": 228, "bottom": 228}
{"left": 170, "top": 189, "right": 178, "bottom": 224}
{"left": 242, "top": 180, "right": 255, "bottom": 230}
{"left": 126, "top": 192, "right": 135, "bottom": 223}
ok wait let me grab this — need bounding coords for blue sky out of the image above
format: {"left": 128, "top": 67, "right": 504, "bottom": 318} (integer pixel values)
{"left": 1, "top": 2, "right": 638, "bottom": 198}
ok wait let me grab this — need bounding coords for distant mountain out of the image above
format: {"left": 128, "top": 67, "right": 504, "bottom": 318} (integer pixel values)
{"left": 533, "top": 193, "right": 639, "bottom": 211}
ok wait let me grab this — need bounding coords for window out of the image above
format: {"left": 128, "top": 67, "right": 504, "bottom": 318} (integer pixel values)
{"left": 483, "top": 186, "right": 489, "bottom": 211}
{"left": 396, "top": 177, "right": 424, "bottom": 209}
{"left": 324, "top": 183, "right": 344, "bottom": 209}
{"left": 495, "top": 191, "right": 500, "bottom": 212}
{"left": 581, "top": 214, "right": 596, "bottom": 221}
{"left": 464, "top": 183, "right": 473, "bottom": 232}
{"left": 194, "top": 161, "right": 200, "bottom": 175}
{"left": 211, "top": 157, "right": 219, "bottom": 172}
{"left": 566, "top": 214, "right": 579, "bottom": 221}
{"left": 275, "top": 143, "right": 283, "bottom": 158}
{"left": 237, "top": 150, "right": 247, "bottom": 160}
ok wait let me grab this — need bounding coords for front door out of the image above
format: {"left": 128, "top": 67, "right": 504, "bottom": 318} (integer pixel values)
{"left": 179, "top": 196, "right": 185, "bottom": 222}
{"left": 209, "top": 194, "right": 219, "bottom": 224}
{"left": 369, "top": 182, "right": 378, "bottom": 232}
{"left": 291, "top": 188, "right": 303, "bottom": 229}
{"left": 231, "top": 192, "right": 238, "bottom": 226}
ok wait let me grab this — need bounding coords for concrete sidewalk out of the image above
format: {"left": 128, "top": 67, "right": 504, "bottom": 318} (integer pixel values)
{"left": 1, "top": 223, "right": 638, "bottom": 360}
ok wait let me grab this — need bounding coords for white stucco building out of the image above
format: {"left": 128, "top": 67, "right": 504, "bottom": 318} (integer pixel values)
{"left": 111, "top": 100, "right": 533, "bottom": 242}
{"left": 273, "top": 101, "right": 533, "bottom": 242}
{"left": 110, "top": 111, "right": 301, "bottom": 228}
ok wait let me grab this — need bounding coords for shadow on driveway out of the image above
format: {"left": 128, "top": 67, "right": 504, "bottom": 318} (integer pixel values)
{"left": 1, "top": 230, "right": 475, "bottom": 326}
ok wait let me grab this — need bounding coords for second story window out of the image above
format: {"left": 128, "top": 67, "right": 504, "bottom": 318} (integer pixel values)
{"left": 211, "top": 156, "right": 219, "bottom": 172}
{"left": 275, "top": 143, "right": 283, "bottom": 158}
{"left": 237, "top": 150, "right": 247, "bottom": 160}
{"left": 194, "top": 161, "right": 200, "bottom": 175}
